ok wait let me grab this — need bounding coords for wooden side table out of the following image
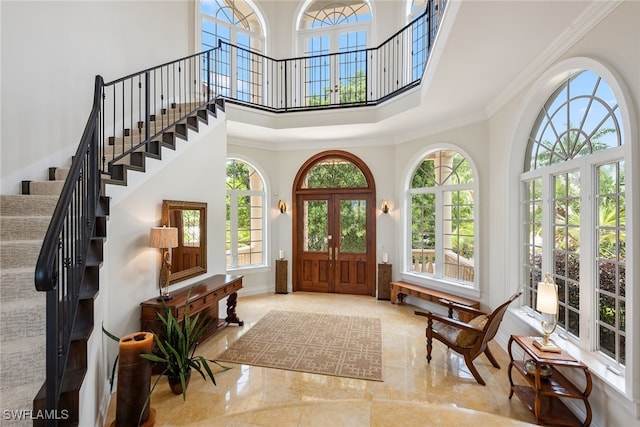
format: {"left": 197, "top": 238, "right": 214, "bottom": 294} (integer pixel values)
{"left": 377, "top": 263, "right": 391, "bottom": 300}
{"left": 275, "top": 259, "right": 288, "bottom": 294}
{"left": 508, "top": 335, "right": 592, "bottom": 426}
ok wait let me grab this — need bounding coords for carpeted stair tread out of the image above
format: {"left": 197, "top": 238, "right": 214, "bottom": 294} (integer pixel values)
{"left": 26, "top": 180, "right": 65, "bottom": 196}
{"left": 53, "top": 167, "right": 70, "bottom": 181}
{"left": 0, "top": 297, "right": 46, "bottom": 342}
{"left": 0, "top": 195, "right": 58, "bottom": 216}
{"left": 0, "top": 240, "right": 42, "bottom": 269}
{"left": 0, "top": 216, "right": 50, "bottom": 240}
{"left": 0, "top": 269, "right": 39, "bottom": 303}
{"left": 0, "top": 335, "right": 45, "bottom": 389}
{"left": 0, "top": 381, "right": 45, "bottom": 425}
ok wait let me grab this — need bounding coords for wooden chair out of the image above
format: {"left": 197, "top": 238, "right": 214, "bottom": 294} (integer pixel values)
{"left": 415, "top": 292, "right": 522, "bottom": 386}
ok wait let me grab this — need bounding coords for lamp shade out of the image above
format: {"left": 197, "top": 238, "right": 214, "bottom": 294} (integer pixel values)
{"left": 536, "top": 280, "right": 558, "bottom": 315}
{"left": 149, "top": 226, "right": 178, "bottom": 249}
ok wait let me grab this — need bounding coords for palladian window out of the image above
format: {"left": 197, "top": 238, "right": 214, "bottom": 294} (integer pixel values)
{"left": 200, "top": 0, "right": 265, "bottom": 102}
{"left": 297, "top": 0, "right": 372, "bottom": 106}
{"left": 521, "top": 70, "right": 626, "bottom": 366}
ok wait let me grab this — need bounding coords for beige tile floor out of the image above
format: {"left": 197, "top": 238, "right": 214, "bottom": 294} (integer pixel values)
{"left": 106, "top": 292, "right": 537, "bottom": 426}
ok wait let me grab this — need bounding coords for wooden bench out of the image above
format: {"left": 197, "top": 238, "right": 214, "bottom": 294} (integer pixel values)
{"left": 390, "top": 280, "right": 480, "bottom": 322}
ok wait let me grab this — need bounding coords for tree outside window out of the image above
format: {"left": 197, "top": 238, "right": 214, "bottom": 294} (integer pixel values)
{"left": 408, "top": 150, "right": 475, "bottom": 284}
{"left": 226, "top": 158, "right": 265, "bottom": 268}
{"left": 522, "top": 70, "right": 625, "bottom": 366}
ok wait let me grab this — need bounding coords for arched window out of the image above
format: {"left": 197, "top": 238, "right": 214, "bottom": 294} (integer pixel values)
{"left": 226, "top": 158, "right": 266, "bottom": 268}
{"left": 296, "top": 0, "right": 372, "bottom": 106}
{"left": 200, "top": 0, "right": 263, "bottom": 51}
{"left": 408, "top": 149, "right": 476, "bottom": 285}
{"left": 521, "top": 70, "right": 626, "bottom": 366}
{"left": 200, "top": 0, "right": 265, "bottom": 102}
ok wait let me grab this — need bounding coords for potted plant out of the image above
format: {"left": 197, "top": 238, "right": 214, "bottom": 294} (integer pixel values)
{"left": 140, "top": 294, "right": 225, "bottom": 400}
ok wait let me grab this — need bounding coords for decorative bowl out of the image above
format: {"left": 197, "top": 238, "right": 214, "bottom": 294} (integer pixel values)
{"left": 524, "top": 359, "right": 553, "bottom": 378}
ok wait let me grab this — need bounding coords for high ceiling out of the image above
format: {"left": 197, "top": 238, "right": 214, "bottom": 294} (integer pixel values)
{"left": 226, "top": 1, "right": 617, "bottom": 149}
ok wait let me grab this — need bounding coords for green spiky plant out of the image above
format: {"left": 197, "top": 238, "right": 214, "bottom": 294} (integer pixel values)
{"left": 140, "top": 298, "right": 226, "bottom": 401}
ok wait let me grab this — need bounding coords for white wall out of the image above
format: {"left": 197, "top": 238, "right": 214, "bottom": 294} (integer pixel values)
{"left": 0, "top": 0, "right": 194, "bottom": 194}
{"left": 489, "top": 2, "right": 640, "bottom": 426}
{"left": 92, "top": 117, "right": 227, "bottom": 425}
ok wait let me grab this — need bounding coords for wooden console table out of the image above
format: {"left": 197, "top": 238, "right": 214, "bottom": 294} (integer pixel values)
{"left": 140, "top": 274, "right": 244, "bottom": 345}
{"left": 508, "top": 335, "right": 592, "bottom": 426}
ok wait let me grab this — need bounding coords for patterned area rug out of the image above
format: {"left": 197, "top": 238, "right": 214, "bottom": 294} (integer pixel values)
{"left": 216, "top": 310, "right": 383, "bottom": 381}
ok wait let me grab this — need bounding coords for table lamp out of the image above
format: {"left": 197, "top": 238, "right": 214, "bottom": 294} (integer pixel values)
{"left": 533, "top": 273, "right": 561, "bottom": 352}
{"left": 149, "top": 226, "right": 178, "bottom": 301}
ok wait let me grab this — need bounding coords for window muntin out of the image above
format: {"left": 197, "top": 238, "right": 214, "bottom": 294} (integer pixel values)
{"left": 226, "top": 159, "right": 266, "bottom": 268}
{"left": 596, "top": 161, "right": 626, "bottom": 365}
{"left": 408, "top": 150, "right": 475, "bottom": 285}
{"left": 526, "top": 71, "right": 622, "bottom": 171}
{"left": 298, "top": 0, "right": 371, "bottom": 106}
{"left": 522, "top": 70, "right": 626, "bottom": 367}
{"left": 523, "top": 178, "right": 543, "bottom": 309}
{"left": 300, "top": 0, "right": 371, "bottom": 29}
{"left": 553, "top": 171, "right": 581, "bottom": 337}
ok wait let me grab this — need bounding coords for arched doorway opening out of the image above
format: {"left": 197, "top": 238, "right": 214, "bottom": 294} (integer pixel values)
{"left": 292, "top": 150, "right": 376, "bottom": 296}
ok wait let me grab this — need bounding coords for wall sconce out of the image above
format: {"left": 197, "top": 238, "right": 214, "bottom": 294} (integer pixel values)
{"left": 381, "top": 200, "right": 390, "bottom": 214}
{"left": 278, "top": 200, "right": 287, "bottom": 213}
{"left": 149, "top": 226, "right": 178, "bottom": 301}
{"left": 534, "top": 273, "right": 561, "bottom": 352}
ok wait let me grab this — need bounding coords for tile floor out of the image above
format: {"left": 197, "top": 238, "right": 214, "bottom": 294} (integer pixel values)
{"left": 106, "top": 292, "right": 537, "bottom": 426}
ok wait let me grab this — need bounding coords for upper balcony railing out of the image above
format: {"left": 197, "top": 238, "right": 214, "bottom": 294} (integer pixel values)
{"left": 205, "top": 0, "right": 446, "bottom": 112}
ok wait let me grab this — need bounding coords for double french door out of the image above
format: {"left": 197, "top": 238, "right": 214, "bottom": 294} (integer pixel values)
{"left": 295, "top": 192, "right": 374, "bottom": 295}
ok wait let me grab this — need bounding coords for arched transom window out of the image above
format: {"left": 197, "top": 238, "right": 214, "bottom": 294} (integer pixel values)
{"left": 200, "top": 0, "right": 263, "bottom": 51}
{"left": 301, "top": 157, "right": 368, "bottom": 189}
{"left": 408, "top": 150, "right": 476, "bottom": 285}
{"left": 521, "top": 69, "right": 626, "bottom": 367}
{"left": 200, "top": 0, "right": 264, "bottom": 102}
{"left": 226, "top": 158, "right": 266, "bottom": 268}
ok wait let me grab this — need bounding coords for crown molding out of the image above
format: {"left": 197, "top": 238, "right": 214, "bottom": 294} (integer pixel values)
{"left": 485, "top": 0, "right": 624, "bottom": 118}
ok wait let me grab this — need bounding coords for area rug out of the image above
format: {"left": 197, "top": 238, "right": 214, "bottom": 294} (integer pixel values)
{"left": 216, "top": 310, "right": 383, "bottom": 381}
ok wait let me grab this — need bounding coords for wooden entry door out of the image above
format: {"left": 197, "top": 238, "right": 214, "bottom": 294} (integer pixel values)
{"left": 296, "top": 193, "right": 373, "bottom": 295}
{"left": 293, "top": 151, "right": 376, "bottom": 296}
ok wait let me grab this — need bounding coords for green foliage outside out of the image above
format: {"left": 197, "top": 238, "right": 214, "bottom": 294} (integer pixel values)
{"left": 410, "top": 152, "right": 475, "bottom": 263}
{"left": 226, "top": 160, "right": 255, "bottom": 253}
{"left": 305, "top": 160, "right": 367, "bottom": 188}
{"left": 308, "top": 70, "right": 367, "bottom": 107}
{"left": 527, "top": 123, "right": 625, "bottom": 364}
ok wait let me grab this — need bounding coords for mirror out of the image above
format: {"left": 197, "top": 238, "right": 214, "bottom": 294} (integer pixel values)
{"left": 162, "top": 199, "right": 207, "bottom": 284}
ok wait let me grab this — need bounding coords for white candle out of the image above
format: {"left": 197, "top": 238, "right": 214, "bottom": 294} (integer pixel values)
{"left": 382, "top": 253, "right": 388, "bottom": 263}
{"left": 279, "top": 249, "right": 285, "bottom": 259}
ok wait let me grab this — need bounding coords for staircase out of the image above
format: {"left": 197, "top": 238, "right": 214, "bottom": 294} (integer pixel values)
{"left": 0, "top": 97, "right": 224, "bottom": 426}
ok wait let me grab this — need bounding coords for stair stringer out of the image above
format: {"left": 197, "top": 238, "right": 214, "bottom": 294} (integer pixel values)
{"left": 104, "top": 107, "right": 227, "bottom": 207}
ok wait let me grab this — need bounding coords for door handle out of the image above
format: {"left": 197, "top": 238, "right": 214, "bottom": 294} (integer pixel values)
{"left": 328, "top": 247, "right": 333, "bottom": 260}
{"left": 335, "top": 247, "right": 339, "bottom": 261}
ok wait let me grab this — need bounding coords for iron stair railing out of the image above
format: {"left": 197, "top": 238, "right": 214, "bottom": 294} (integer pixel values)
{"left": 101, "top": 49, "right": 218, "bottom": 179}
{"left": 34, "top": 75, "right": 104, "bottom": 425}
{"left": 32, "top": 1, "right": 446, "bottom": 423}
